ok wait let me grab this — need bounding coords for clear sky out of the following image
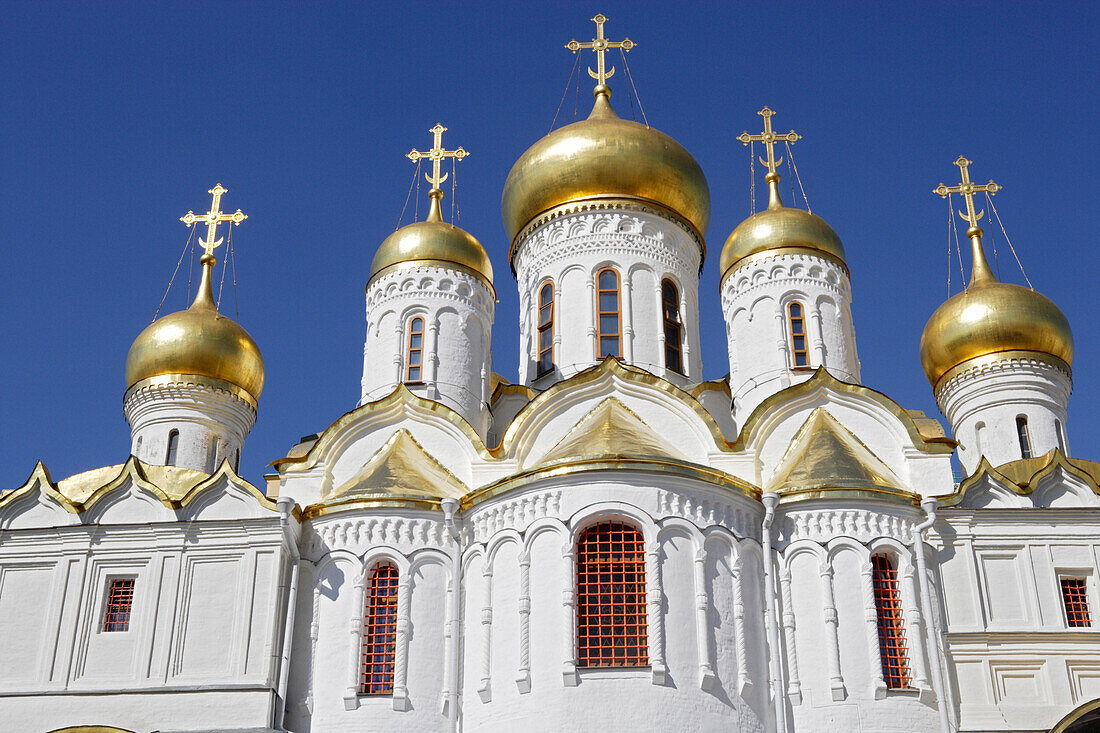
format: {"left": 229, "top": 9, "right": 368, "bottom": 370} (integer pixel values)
{"left": 2, "top": 0, "right": 1097, "bottom": 489}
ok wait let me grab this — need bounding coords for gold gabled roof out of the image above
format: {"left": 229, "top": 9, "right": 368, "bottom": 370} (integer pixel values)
{"left": 537, "top": 397, "right": 689, "bottom": 466}
{"left": 767, "top": 408, "right": 914, "bottom": 504}
{"left": 328, "top": 429, "right": 467, "bottom": 504}
{"left": 939, "top": 449, "right": 1100, "bottom": 507}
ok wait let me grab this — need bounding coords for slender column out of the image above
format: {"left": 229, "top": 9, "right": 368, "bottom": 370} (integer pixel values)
{"left": 586, "top": 279, "right": 597, "bottom": 361}
{"left": 304, "top": 586, "right": 321, "bottom": 714}
{"left": 393, "top": 322, "right": 406, "bottom": 386}
{"left": 516, "top": 551, "right": 532, "bottom": 693}
{"left": 647, "top": 539, "right": 668, "bottom": 684}
{"left": 655, "top": 282, "right": 666, "bottom": 376}
{"left": 809, "top": 308, "right": 826, "bottom": 366}
{"left": 680, "top": 290, "right": 694, "bottom": 377}
{"left": 779, "top": 567, "right": 802, "bottom": 705}
{"left": 902, "top": 563, "right": 931, "bottom": 693}
{"left": 819, "top": 560, "right": 846, "bottom": 701}
{"left": 392, "top": 575, "right": 412, "bottom": 710}
{"left": 731, "top": 554, "right": 752, "bottom": 697}
{"left": 477, "top": 565, "right": 493, "bottom": 702}
{"left": 561, "top": 544, "right": 578, "bottom": 686}
{"left": 860, "top": 560, "right": 888, "bottom": 699}
{"left": 774, "top": 310, "right": 791, "bottom": 370}
{"left": 693, "top": 547, "right": 716, "bottom": 690}
{"left": 343, "top": 571, "right": 367, "bottom": 710}
{"left": 622, "top": 271, "right": 635, "bottom": 362}
{"left": 427, "top": 318, "right": 441, "bottom": 386}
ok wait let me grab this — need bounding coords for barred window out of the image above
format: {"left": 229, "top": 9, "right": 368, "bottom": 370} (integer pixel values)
{"left": 405, "top": 317, "right": 424, "bottom": 383}
{"left": 360, "top": 563, "right": 399, "bottom": 694}
{"left": 596, "top": 268, "right": 621, "bottom": 358}
{"left": 103, "top": 578, "right": 135, "bottom": 632}
{"left": 537, "top": 281, "right": 555, "bottom": 376}
{"left": 788, "top": 301, "right": 809, "bottom": 368}
{"left": 1061, "top": 578, "right": 1091, "bottom": 628}
{"left": 872, "top": 554, "right": 911, "bottom": 688}
{"left": 662, "top": 279, "right": 683, "bottom": 374}
{"left": 576, "top": 521, "right": 647, "bottom": 667}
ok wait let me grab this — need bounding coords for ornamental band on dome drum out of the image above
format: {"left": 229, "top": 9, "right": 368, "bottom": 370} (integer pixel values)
{"left": 4, "top": 13, "right": 1098, "bottom": 733}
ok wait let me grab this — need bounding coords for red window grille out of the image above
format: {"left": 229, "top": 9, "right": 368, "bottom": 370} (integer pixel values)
{"left": 872, "top": 554, "right": 911, "bottom": 689}
{"left": 788, "top": 301, "right": 810, "bottom": 368}
{"left": 405, "top": 317, "right": 424, "bottom": 383}
{"left": 102, "top": 578, "right": 135, "bottom": 632}
{"left": 537, "top": 281, "right": 555, "bottom": 376}
{"left": 576, "top": 521, "right": 648, "bottom": 667}
{"left": 596, "top": 268, "right": 622, "bottom": 358}
{"left": 360, "top": 563, "right": 399, "bottom": 694}
{"left": 1061, "top": 578, "right": 1092, "bottom": 628}
{"left": 662, "top": 279, "right": 683, "bottom": 374}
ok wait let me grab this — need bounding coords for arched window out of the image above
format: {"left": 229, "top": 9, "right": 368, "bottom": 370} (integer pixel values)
{"left": 165, "top": 430, "right": 179, "bottom": 466}
{"left": 662, "top": 279, "right": 683, "bottom": 374}
{"left": 1017, "top": 415, "right": 1033, "bottom": 459}
{"left": 537, "top": 281, "right": 555, "bottom": 376}
{"left": 576, "top": 521, "right": 647, "bottom": 667}
{"left": 360, "top": 562, "right": 399, "bottom": 694}
{"left": 787, "top": 301, "right": 809, "bottom": 368}
{"left": 871, "top": 554, "right": 911, "bottom": 689}
{"left": 596, "top": 268, "right": 621, "bottom": 358}
{"left": 1056, "top": 419, "right": 1066, "bottom": 454}
{"left": 405, "top": 317, "right": 424, "bottom": 383}
{"left": 206, "top": 439, "right": 218, "bottom": 473}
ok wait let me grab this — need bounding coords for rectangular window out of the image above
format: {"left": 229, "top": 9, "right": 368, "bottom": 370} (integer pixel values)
{"left": 103, "top": 578, "right": 135, "bottom": 632}
{"left": 872, "top": 555, "right": 911, "bottom": 689}
{"left": 1062, "top": 578, "right": 1091, "bottom": 628}
{"left": 788, "top": 302, "right": 810, "bottom": 368}
{"left": 537, "top": 282, "right": 554, "bottom": 376}
{"left": 596, "top": 269, "right": 621, "bottom": 358}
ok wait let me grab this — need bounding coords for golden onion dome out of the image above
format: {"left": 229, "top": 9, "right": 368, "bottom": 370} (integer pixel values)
{"left": 720, "top": 172, "right": 846, "bottom": 281}
{"left": 920, "top": 228, "right": 1073, "bottom": 387}
{"left": 370, "top": 191, "right": 493, "bottom": 285}
{"left": 125, "top": 253, "right": 265, "bottom": 404}
{"left": 501, "top": 86, "right": 710, "bottom": 251}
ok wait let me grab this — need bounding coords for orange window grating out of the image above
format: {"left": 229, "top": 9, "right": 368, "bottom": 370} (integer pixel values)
{"left": 872, "top": 554, "right": 911, "bottom": 688}
{"left": 1061, "top": 578, "right": 1091, "bottom": 628}
{"left": 788, "top": 301, "right": 809, "bottom": 368}
{"left": 360, "top": 563, "right": 399, "bottom": 694}
{"left": 576, "top": 521, "right": 648, "bottom": 667}
{"left": 662, "top": 279, "right": 683, "bottom": 374}
{"left": 538, "top": 282, "right": 554, "bottom": 376}
{"left": 596, "top": 268, "right": 621, "bottom": 358}
{"left": 103, "top": 578, "right": 135, "bottom": 632}
{"left": 406, "top": 317, "right": 424, "bottom": 383}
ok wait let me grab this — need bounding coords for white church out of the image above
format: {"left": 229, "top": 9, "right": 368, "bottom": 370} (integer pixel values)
{"left": 2, "top": 14, "right": 1097, "bottom": 733}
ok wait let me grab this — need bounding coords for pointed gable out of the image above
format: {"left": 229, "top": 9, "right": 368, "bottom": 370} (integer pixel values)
{"left": 766, "top": 408, "right": 910, "bottom": 501}
{"left": 329, "top": 429, "right": 467, "bottom": 503}
{"left": 537, "top": 398, "right": 690, "bottom": 466}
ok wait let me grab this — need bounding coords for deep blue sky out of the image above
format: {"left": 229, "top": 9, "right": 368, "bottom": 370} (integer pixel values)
{"left": 2, "top": 1, "right": 1097, "bottom": 489}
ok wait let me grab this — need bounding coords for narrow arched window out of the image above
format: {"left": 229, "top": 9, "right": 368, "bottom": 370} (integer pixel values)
{"left": 662, "top": 279, "right": 683, "bottom": 374}
{"left": 1056, "top": 419, "right": 1066, "bottom": 454}
{"left": 232, "top": 449, "right": 240, "bottom": 472}
{"left": 537, "top": 281, "right": 555, "bottom": 376}
{"left": 1017, "top": 415, "right": 1033, "bottom": 459}
{"left": 360, "top": 562, "right": 399, "bottom": 694}
{"left": 596, "top": 268, "right": 621, "bottom": 358}
{"left": 405, "top": 317, "right": 424, "bottom": 383}
{"left": 576, "top": 521, "right": 647, "bottom": 667}
{"left": 872, "top": 554, "right": 911, "bottom": 689}
{"left": 165, "top": 430, "right": 179, "bottom": 466}
{"left": 206, "top": 439, "right": 218, "bottom": 473}
{"left": 787, "top": 301, "right": 809, "bottom": 368}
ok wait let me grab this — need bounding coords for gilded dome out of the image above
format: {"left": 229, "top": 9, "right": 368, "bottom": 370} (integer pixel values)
{"left": 720, "top": 174, "right": 845, "bottom": 281}
{"left": 920, "top": 233, "right": 1073, "bottom": 386}
{"left": 370, "top": 194, "right": 493, "bottom": 285}
{"left": 501, "top": 88, "right": 710, "bottom": 247}
{"left": 126, "top": 254, "right": 265, "bottom": 403}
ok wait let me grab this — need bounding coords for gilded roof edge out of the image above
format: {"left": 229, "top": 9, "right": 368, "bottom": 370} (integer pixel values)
{"left": 939, "top": 449, "right": 1100, "bottom": 507}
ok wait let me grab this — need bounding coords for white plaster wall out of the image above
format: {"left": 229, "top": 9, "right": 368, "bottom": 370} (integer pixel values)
{"left": 363, "top": 264, "right": 494, "bottom": 437}
{"left": 513, "top": 206, "right": 703, "bottom": 388}
{"left": 935, "top": 356, "right": 1072, "bottom": 473}
{"left": 721, "top": 251, "right": 860, "bottom": 424}
{"left": 934, "top": 508, "right": 1100, "bottom": 731}
{"left": 124, "top": 381, "right": 255, "bottom": 472}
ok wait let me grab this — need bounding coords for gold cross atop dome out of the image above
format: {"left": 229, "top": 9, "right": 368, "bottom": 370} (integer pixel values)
{"left": 934, "top": 155, "right": 1002, "bottom": 231}
{"left": 566, "top": 13, "right": 635, "bottom": 90}
{"left": 180, "top": 184, "right": 247, "bottom": 257}
{"left": 407, "top": 123, "right": 468, "bottom": 192}
{"left": 737, "top": 107, "right": 801, "bottom": 177}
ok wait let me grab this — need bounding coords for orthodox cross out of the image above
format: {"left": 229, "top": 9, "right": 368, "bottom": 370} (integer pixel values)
{"left": 407, "top": 123, "right": 468, "bottom": 190}
{"left": 565, "top": 13, "right": 635, "bottom": 87}
{"left": 934, "top": 155, "right": 1001, "bottom": 229}
{"left": 737, "top": 107, "right": 801, "bottom": 175}
{"left": 180, "top": 184, "right": 247, "bottom": 256}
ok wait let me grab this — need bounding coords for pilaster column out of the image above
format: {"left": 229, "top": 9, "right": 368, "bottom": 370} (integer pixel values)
{"left": 819, "top": 560, "right": 846, "bottom": 701}
{"left": 647, "top": 540, "right": 668, "bottom": 684}
{"left": 693, "top": 547, "right": 716, "bottom": 690}
{"left": 779, "top": 567, "right": 802, "bottom": 705}
{"left": 561, "top": 544, "right": 578, "bottom": 686}
{"left": 392, "top": 576, "right": 412, "bottom": 710}
{"left": 860, "top": 559, "right": 888, "bottom": 699}
{"left": 622, "top": 271, "right": 635, "bottom": 362}
{"left": 516, "top": 551, "right": 532, "bottom": 693}
{"left": 343, "top": 570, "right": 367, "bottom": 710}
{"left": 731, "top": 554, "right": 752, "bottom": 697}
{"left": 809, "top": 308, "right": 826, "bottom": 366}
{"left": 477, "top": 564, "right": 493, "bottom": 702}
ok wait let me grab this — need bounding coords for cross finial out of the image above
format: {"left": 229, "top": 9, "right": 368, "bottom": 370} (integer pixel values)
{"left": 934, "top": 155, "right": 1002, "bottom": 231}
{"left": 566, "top": 14, "right": 635, "bottom": 94}
{"left": 180, "top": 183, "right": 247, "bottom": 257}
{"left": 406, "top": 123, "right": 468, "bottom": 222}
{"left": 934, "top": 156, "right": 1002, "bottom": 285}
{"left": 737, "top": 107, "right": 801, "bottom": 209}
